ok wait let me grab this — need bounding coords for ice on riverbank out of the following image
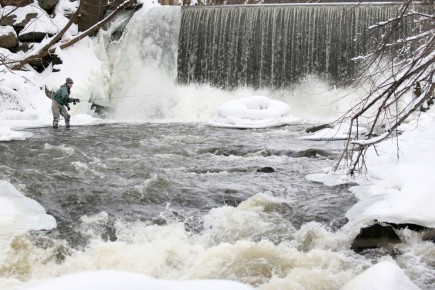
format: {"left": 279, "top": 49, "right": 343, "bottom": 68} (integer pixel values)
{"left": 0, "top": 181, "right": 56, "bottom": 264}
{"left": 307, "top": 109, "right": 435, "bottom": 228}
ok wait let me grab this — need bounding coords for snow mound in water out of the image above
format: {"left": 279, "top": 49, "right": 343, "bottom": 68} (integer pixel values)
{"left": 207, "top": 96, "right": 298, "bottom": 129}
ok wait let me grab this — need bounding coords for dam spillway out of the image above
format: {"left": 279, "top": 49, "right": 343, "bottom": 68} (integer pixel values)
{"left": 177, "top": 4, "right": 415, "bottom": 89}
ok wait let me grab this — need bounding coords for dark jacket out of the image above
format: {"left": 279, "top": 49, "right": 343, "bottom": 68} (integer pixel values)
{"left": 53, "top": 84, "right": 73, "bottom": 106}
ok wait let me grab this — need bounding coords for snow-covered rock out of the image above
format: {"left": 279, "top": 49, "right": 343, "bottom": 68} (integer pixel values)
{"left": 207, "top": 96, "right": 298, "bottom": 129}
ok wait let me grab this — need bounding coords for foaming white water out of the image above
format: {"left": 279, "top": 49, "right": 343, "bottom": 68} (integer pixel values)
{"left": 2, "top": 189, "right": 433, "bottom": 289}
{"left": 0, "top": 191, "right": 373, "bottom": 290}
{"left": 44, "top": 143, "right": 75, "bottom": 155}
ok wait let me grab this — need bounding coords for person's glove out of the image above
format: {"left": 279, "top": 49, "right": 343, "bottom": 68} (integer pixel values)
{"left": 72, "top": 99, "right": 80, "bottom": 105}
{"left": 66, "top": 104, "right": 71, "bottom": 111}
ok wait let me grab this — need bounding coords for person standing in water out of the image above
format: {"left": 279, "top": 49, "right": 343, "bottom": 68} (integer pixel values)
{"left": 52, "top": 77, "right": 80, "bottom": 129}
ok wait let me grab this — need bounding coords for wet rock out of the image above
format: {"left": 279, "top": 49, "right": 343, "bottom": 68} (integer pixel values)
{"left": 292, "top": 148, "right": 334, "bottom": 158}
{"left": 91, "top": 103, "right": 110, "bottom": 117}
{"left": 305, "top": 123, "right": 332, "bottom": 133}
{"left": 100, "top": 225, "right": 117, "bottom": 242}
{"left": 256, "top": 166, "right": 276, "bottom": 173}
{"left": 421, "top": 228, "right": 435, "bottom": 242}
{"left": 351, "top": 223, "right": 401, "bottom": 252}
{"left": 387, "top": 222, "right": 427, "bottom": 232}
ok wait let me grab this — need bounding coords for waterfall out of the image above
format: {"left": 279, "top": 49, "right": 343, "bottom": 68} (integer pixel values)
{"left": 104, "top": 4, "right": 419, "bottom": 121}
{"left": 177, "top": 4, "right": 414, "bottom": 89}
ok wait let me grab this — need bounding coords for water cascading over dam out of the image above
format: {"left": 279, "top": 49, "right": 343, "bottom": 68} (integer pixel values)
{"left": 177, "top": 4, "right": 414, "bottom": 89}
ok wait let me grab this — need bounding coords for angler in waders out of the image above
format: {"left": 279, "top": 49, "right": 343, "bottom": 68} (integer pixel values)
{"left": 52, "top": 77, "right": 80, "bottom": 129}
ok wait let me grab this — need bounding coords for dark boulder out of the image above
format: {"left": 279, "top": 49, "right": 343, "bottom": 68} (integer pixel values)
{"left": 0, "top": 26, "right": 18, "bottom": 49}
{"left": 0, "top": 0, "right": 32, "bottom": 7}
{"left": 28, "top": 53, "right": 60, "bottom": 72}
{"left": 18, "top": 31, "right": 54, "bottom": 42}
{"left": 292, "top": 148, "right": 335, "bottom": 158}
{"left": 9, "top": 42, "right": 32, "bottom": 53}
{"left": 37, "top": 0, "right": 59, "bottom": 11}
{"left": 351, "top": 223, "right": 401, "bottom": 252}
{"left": 305, "top": 124, "right": 333, "bottom": 133}
{"left": 256, "top": 167, "right": 276, "bottom": 173}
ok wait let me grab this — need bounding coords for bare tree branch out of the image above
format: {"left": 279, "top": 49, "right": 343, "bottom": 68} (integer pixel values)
{"left": 334, "top": 1, "right": 435, "bottom": 175}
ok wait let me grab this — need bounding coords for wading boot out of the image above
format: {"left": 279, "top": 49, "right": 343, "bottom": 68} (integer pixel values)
{"left": 66, "top": 120, "right": 70, "bottom": 130}
{"left": 53, "top": 120, "right": 59, "bottom": 128}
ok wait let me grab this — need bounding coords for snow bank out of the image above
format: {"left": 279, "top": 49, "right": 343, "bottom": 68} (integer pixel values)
{"left": 0, "top": 181, "right": 56, "bottom": 264}
{"left": 299, "top": 123, "right": 368, "bottom": 141}
{"left": 207, "top": 96, "right": 298, "bottom": 129}
{"left": 341, "top": 261, "right": 420, "bottom": 290}
{"left": 345, "top": 110, "right": 435, "bottom": 227}
{"left": 307, "top": 110, "right": 435, "bottom": 228}
{"left": 0, "top": 126, "right": 33, "bottom": 141}
{"left": 26, "top": 270, "right": 254, "bottom": 290}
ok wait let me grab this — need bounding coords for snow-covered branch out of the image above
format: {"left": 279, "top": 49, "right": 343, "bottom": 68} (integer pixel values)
{"left": 335, "top": 0, "right": 435, "bottom": 176}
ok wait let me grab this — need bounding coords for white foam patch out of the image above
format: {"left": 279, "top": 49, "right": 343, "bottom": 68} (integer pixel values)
{"left": 201, "top": 192, "right": 297, "bottom": 246}
{"left": 0, "top": 181, "right": 56, "bottom": 263}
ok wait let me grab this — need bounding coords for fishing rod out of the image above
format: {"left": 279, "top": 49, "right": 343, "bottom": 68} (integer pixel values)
{"left": 89, "top": 94, "right": 158, "bottom": 102}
